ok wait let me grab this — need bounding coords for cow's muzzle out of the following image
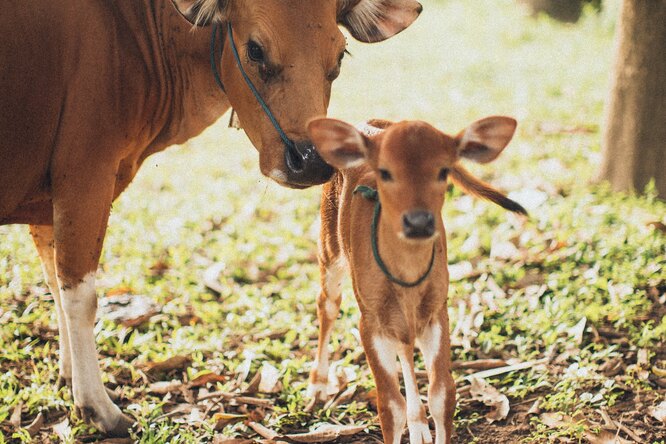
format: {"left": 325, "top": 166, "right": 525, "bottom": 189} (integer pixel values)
{"left": 283, "top": 141, "right": 334, "bottom": 188}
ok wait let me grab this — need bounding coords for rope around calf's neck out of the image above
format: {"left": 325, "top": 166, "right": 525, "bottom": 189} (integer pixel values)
{"left": 353, "top": 185, "right": 436, "bottom": 288}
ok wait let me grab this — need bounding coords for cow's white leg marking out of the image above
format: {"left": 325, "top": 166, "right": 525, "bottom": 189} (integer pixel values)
{"left": 308, "top": 257, "right": 346, "bottom": 401}
{"left": 418, "top": 321, "right": 451, "bottom": 444}
{"left": 398, "top": 347, "right": 432, "bottom": 444}
{"left": 59, "top": 273, "right": 129, "bottom": 433}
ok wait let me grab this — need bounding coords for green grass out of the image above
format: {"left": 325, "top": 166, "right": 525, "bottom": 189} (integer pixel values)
{"left": 1, "top": 1, "right": 665, "bottom": 442}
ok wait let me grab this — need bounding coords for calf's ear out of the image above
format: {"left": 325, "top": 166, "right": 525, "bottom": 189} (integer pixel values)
{"left": 307, "top": 118, "right": 368, "bottom": 170}
{"left": 173, "top": 0, "right": 228, "bottom": 26}
{"left": 456, "top": 116, "right": 517, "bottom": 164}
{"left": 338, "top": 0, "right": 422, "bottom": 43}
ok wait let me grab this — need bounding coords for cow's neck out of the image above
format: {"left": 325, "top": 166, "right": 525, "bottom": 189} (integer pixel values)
{"left": 145, "top": 0, "right": 230, "bottom": 153}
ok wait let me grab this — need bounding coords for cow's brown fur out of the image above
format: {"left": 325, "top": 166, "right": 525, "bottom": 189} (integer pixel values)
{"left": 0, "top": 0, "right": 420, "bottom": 436}
{"left": 307, "top": 117, "right": 525, "bottom": 444}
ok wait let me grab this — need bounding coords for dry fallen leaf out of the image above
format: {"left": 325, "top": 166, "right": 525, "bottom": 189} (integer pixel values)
{"left": 647, "top": 221, "right": 666, "bottom": 233}
{"left": 189, "top": 372, "right": 227, "bottom": 388}
{"left": 23, "top": 412, "right": 45, "bottom": 437}
{"left": 10, "top": 401, "right": 22, "bottom": 429}
{"left": 648, "top": 400, "right": 666, "bottom": 423}
{"left": 285, "top": 424, "right": 367, "bottom": 443}
{"left": 212, "top": 412, "right": 247, "bottom": 430}
{"left": 52, "top": 418, "right": 72, "bottom": 442}
{"left": 258, "top": 362, "right": 281, "bottom": 393}
{"left": 212, "top": 438, "right": 253, "bottom": 444}
{"left": 143, "top": 355, "right": 192, "bottom": 376}
{"left": 148, "top": 379, "right": 183, "bottom": 394}
{"left": 469, "top": 376, "right": 510, "bottom": 423}
{"left": 98, "top": 293, "right": 161, "bottom": 327}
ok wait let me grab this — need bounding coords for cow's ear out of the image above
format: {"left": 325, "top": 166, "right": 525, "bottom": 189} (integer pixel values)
{"left": 455, "top": 116, "right": 517, "bottom": 164}
{"left": 173, "top": 0, "right": 228, "bottom": 26}
{"left": 308, "top": 118, "right": 369, "bottom": 170}
{"left": 338, "top": 0, "right": 422, "bottom": 43}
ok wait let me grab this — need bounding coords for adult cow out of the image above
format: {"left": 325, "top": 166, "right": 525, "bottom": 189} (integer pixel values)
{"left": 0, "top": 0, "right": 421, "bottom": 436}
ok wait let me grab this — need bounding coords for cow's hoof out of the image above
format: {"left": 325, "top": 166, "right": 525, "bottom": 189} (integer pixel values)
{"left": 75, "top": 405, "right": 135, "bottom": 438}
{"left": 104, "top": 412, "right": 135, "bottom": 438}
{"left": 56, "top": 375, "right": 72, "bottom": 389}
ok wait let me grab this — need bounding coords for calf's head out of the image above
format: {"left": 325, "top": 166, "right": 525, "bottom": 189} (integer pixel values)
{"left": 177, "top": 0, "right": 422, "bottom": 188}
{"left": 308, "top": 116, "right": 527, "bottom": 241}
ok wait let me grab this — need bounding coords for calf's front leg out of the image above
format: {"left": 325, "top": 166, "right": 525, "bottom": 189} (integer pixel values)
{"left": 360, "top": 320, "right": 406, "bottom": 444}
{"left": 417, "top": 313, "right": 456, "bottom": 444}
{"left": 398, "top": 345, "right": 433, "bottom": 444}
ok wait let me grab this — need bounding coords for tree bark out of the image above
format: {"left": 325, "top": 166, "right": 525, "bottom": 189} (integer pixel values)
{"left": 599, "top": 0, "right": 666, "bottom": 198}
{"left": 519, "top": 0, "right": 584, "bottom": 23}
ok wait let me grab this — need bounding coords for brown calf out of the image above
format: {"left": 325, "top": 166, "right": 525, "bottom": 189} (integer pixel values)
{"left": 307, "top": 116, "right": 526, "bottom": 444}
{"left": 0, "top": 0, "right": 421, "bottom": 436}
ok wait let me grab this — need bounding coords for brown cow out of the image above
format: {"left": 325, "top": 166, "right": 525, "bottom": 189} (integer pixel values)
{"left": 0, "top": 0, "right": 421, "bottom": 436}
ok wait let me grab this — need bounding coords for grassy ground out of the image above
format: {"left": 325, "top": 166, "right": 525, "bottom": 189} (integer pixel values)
{"left": 1, "top": 1, "right": 665, "bottom": 443}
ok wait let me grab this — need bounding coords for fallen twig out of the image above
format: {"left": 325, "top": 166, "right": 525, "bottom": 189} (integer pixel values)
{"left": 464, "top": 359, "right": 547, "bottom": 381}
{"left": 197, "top": 390, "right": 273, "bottom": 408}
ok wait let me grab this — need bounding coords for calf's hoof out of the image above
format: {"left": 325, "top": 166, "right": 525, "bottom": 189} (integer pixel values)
{"left": 75, "top": 405, "right": 134, "bottom": 438}
{"left": 408, "top": 421, "right": 433, "bottom": 444}
{"left": 304, "top": 380, "right": 329, "bottom": 412}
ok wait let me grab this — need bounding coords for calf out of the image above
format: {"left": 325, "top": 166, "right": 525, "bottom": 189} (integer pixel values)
{"left": 306, "top": 116, "right": 526, "bottom": 444}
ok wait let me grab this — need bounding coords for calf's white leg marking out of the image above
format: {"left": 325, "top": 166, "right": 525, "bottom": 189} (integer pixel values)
{"left": 309, "top": 257, "right": 346, "bottom": 400}
{"left": 398, "top": 348, "right": 432, "bottom": 444}
{"left": 418, "top": 322, "right": 449, "bottom": 444}
{"left": 59, "top": 273, "right": 126, "bottom": 431}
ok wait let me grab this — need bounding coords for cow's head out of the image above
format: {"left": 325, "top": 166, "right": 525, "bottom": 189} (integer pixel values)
{"left": 175, "top": 0, "right": 422, "bottom": 188}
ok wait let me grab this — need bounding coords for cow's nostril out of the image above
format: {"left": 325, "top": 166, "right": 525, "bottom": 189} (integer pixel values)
{"left": 285, "top": 143, "right": 305, "bottom": 173}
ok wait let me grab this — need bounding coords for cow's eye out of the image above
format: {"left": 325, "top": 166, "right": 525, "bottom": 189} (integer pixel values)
{"left": 379, "top": 169, "right": 393, "bottom": 182}
{"left": 438, "top": 168, "right": 449, "bottom": 181}
{"left": 247, "top": 40, "right": 264, "bottom": 63}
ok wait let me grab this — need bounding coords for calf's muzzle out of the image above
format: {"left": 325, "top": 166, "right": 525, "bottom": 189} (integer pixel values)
{"left": 284, "top": 141, "right": 334, "bottom": 188}
{"left": 402, "top": 210, "right": 435, "bottom": 239}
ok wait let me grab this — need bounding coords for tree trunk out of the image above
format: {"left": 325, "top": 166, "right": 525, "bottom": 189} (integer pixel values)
{"left": 519, "top": 0, "right": 584, "bottom": 23}
{"left": 599, "top": 0, "right": 666, "bottom": 199}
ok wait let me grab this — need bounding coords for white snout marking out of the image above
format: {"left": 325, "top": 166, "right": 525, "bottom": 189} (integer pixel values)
{"left": 269, "top": 169, "right": 288, "bottom": 182}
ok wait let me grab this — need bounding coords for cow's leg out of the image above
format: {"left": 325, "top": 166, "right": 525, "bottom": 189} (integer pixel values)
{"left": 360, "top": 322, "right": 406, "bottom": 444}
{"left": 417, "top": 313, "right": 456, "bottom": 444}
{"left": 307, "top": 256, "right": 345, "bottom": 407}
{"left": 398, "top": 345, "right": 432, "bottom": 444}
{"left": 30, "top": 224, "right": 72, "bottom": 387}
{"left": 52, "top": 165, "right": 133, "bottom": 437}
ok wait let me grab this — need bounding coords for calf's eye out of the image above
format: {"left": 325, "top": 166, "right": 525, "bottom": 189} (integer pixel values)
{"left": 379, "top": 169, "right": 393, "bottom": 182}
{"left": 438, "top": 168, "right": 449, "bottom": 181}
